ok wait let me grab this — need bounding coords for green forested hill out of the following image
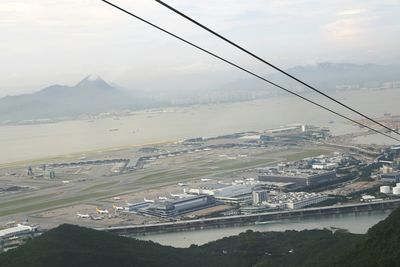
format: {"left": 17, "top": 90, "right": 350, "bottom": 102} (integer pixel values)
{"left": 1, "top": 208, "right": 399, "bottom": 267}
{"left": 331, "top": 207, "right": 400, "bottom": 267}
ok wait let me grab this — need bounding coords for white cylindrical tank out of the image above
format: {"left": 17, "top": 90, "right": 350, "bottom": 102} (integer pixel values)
{"left": 380, "top": 186, "right": 391, "bottom": 194}
{"left": 393, "top": 187, "right": 400, "bottom": 195}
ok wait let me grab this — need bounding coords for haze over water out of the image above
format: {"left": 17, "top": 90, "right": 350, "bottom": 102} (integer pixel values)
{"left": 0, "top": 88, "right": 398, "bottom": 164}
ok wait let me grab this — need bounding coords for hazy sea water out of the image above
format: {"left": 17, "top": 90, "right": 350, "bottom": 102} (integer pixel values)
{"left": 0, "top": 88, "right": 398, "bottom": 164}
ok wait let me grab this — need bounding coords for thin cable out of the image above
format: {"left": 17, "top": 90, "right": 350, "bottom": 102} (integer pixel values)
{"left": 155, "top": 0, "right": 400, "bottom": 137}
{"left": 100, "top": 0, "right": 399, "bottom": 142}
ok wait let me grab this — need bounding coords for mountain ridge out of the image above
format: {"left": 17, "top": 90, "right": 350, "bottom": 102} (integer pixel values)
{"left": 0, "top": 76, "right": 156, "bottom": 123}
{"left": 220, "top": 62, "right": 400, "bottom": 95}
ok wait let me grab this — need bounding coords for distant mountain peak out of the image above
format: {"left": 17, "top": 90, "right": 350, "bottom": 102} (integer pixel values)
{"left": 76, "top": 75, "right": 110, "bottom": 88}
{"left": 86, "top": 74, "right": 101, "bottom": 81}
{"left": 0, "top": 76, "right": 148, "bottom": 123}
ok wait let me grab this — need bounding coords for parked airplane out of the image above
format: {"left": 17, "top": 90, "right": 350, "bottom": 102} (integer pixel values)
{"left": 90, "top": 215, "right": 104, "bottom": 220}
{"left": 112, "top": 205, "right": 124, "bottom": 211}
{"left": 96, "top": 208, "right": 109, "bottom": 214}
{"left": 177, "top": 182, "right": 187, "bottom": 186}
{"left": 76, "top": 213, "right": 90, "bottom": 218}
{"left": 144, "top": 198, "right": 155, "bottom": 203}
{"left": 158, "top": 196, "right": 168, "bottom": 200}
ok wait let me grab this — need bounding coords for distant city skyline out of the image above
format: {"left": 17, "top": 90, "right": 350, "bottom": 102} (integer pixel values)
{"left": 1, "top": 0, "right": 399, "bottom": 97}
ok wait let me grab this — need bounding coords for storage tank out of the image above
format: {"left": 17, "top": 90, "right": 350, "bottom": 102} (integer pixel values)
{"left": 380, "top": 186, "right": 391, "bottom": 194}
{"left": 393, "top": 187, "right": 400, "bottom": 195}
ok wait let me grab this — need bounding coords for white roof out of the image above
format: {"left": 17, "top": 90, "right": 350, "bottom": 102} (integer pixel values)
{"left": 239, "top": 135, "right": 261, "bottom": 140}
{"left": 0, "top": 224, "right": 32, "bottom": 238}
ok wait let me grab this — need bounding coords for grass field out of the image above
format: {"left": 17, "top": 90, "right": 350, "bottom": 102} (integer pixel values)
{"left": 285, "top": 149, "right": 330, "bottom": 162}
{"left": 0, "top": 193, "right": 61, "bottom": 209}
{"left": 81, "top": 181, "right": 119, "bottom": 192}
{"left": 135, "top": 158, "right": 277, "bottom": 186}
{"left": 0, "top": 192, "right": 114, "bottom": 217}
{"left": 214, "top": 158, "right": 275, "bottom": 170}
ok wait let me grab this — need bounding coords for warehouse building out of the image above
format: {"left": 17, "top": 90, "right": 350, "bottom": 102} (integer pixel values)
{"left": 140, "top": 195, "right": 216, "bottom": 218}
{"left": 259, "top": 169, "right": 336, "bottom": 188}
{"left": 285, "top": 193, "right": 328, "bottom": 209}
{"left": 0, "top": 224, "right": 35, "bottom": 240}
{"left": 188, "top": 183, "right": 253, "bottom": 198}
{"left": 188, "top": 183, "right": 254, "bottom": 204}
{"left": 381, "top": 172, "right": 400, "bottom": 183}
{"left": 0, "top": 224, "right": 37, "bottom": 253}
{"left": 267, "top": 192, "right": 328, "bottom": 210}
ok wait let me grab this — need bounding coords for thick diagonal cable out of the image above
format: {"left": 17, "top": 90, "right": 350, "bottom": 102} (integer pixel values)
{"left": 155, "top": 0, "right": 400, "bottom": 137}
{"left": 100, "top": 0, "right": 399, "bottom": 142}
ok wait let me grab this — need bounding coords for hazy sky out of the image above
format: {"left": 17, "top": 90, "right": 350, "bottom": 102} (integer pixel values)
{"left": 1, "top": 0, "right": 399, "bottom": 97}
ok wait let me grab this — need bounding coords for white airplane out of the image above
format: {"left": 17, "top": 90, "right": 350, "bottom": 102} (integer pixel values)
{"left": 144, "top": 198, "right": 155, "bottom": 203}
{"left": 170, "top": 193, "right": 181, "bottom": 198}
{"left": 76, "top": 213, "right": 90, "bottom": 219}
{"left": 96, "top": 208, "right": 109, "bottom": 214}
{"left": 201, "top": 178, "right": 211, "bottom": 182}
{"left": 112, "top": 205, "right": 124, "bottom": 211}
{"left": 90, "top": 215, "right": 104, "bottom": 220}
{"left": 62, "top": 180, "right": 70, "bottom": 184}
{"left": 158, "top": 196, "right": 168, "bottom": 200}
{"left": 113, "top": 197, "right": 121, "bottom": 200}
{"left": 177, "top": 182, "right": 187, "bottom": 187}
